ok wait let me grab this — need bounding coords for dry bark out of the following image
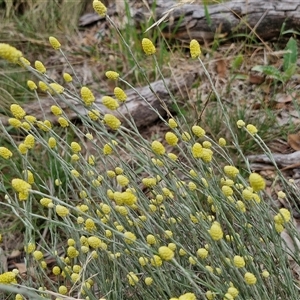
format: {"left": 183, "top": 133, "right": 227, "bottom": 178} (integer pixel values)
{"left": 80, "top": 0, "right": 300, "bottom": 43}
{"left": 0, "top": 70, "right": 197, "bottom": 128}
{"left": 248, "top": 151, "right": 300, "bottom": 170}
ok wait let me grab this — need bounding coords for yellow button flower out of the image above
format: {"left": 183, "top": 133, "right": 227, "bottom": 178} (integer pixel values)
{"left": 244, "top": 272, "right": 257, "bottom": 285}
{"left": 49, "top": 36, "right": 61, "bottom": 50}
{"left": 124, "top": 231, "right": 136, "bottom": 244}
{"left": 209, "top": 222, "right": 223, "bottom": 241}
{"left": 81, "top": 86, "right": 95, "bottom": 106}
{"left": 0, "top": 147, "right": 12, "bottom": 159}
{"left": 142, "top": 38, "right": 156, "bottom": 55}
{"left": 93, "top": 0, "right": 107, "bottom": 16}
{"left": 192, "top": 142, "right": 203, "bottom": 158}
{"left": 103, "top": 114, "right": 121, "bottom": 130}
{"left": 0, "top": 271, "right": 17, "bottom": 284}
{"left": 151, "top": 140, "right": 165, "bottom": 155}
{"left": 10, "top": 104, "right": 26, "bottom": 119}
{"left": 114, "top": 87, "right": 127, "bottom": 102}
{"left": 192, "top": 125, "right": 205, "bottom": 137}
{"left": 0, "top": 43, "right": 23, "bottom": 64}
{"left": 34, "top": 60, "right": 46, "bottom": 73}
{"left": 158, "top": 246, "right": 174, "bottom": 261}
{"left": 55, "top": 205, "right": 69, "bottom": 217}
{"left": 224, "top": 166, "right": 239, "bottom": 178}
{"left": 71, "top": 141, "right": 81, "bottom": 153}
{"left": 102, "top": 96, "right": 119, "bottom": 110}
{"left": 165, "top": 132, "right": 178, "bottom": 146}
{"left": 127, "top": 272, "right": 138, "bottom": 286}
{"left": 106, "top": 71, "right": 119, "bottom": 80}
{"left": 249, "top": 173, "right": 265, "bottom": 192}
{"left": 233, "top": 255, "right": 245, "bottom": 268}
{"left": 190, "top": 39, "right": 201, "bottom": 59}
{"left": 179, "top": 292, "right": 196, "bottom": 300}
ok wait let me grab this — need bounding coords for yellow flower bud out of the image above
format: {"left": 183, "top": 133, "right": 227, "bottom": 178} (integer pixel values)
{"left": 49, "top": 36, "right": 61, "bottom": 50}
{"left": 142, "top": 38, "right": 156, "bottom": 55}
{"left": 190, "top": 39, "right": 201, "bottom": 58}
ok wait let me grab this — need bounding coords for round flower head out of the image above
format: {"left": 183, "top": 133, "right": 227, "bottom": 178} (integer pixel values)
{"left": 168, "top": 118, "right": 178, "bottom": 128}
{"left": 88, "top": 109, "right": 100, "bottom": 121}
{"left": 12, "top": 178, "right": 31, "bottom": 194}
{"left": 103, "top": 114, "right": 121, "bottom": 130}
{"left": 49, "top": 36, "right": 61, "bottom": 50}
{"left": 237, "top": 119, "right": 245, "bottom": 128}
{"left": 127, "top": 272, "right": 138, "bottom": 286}
{"left": 219, "top": 137, "right": 226, "bottom": 146}
{"left": 179, "top": 292, "right": 196, "bottom": 300}
{"left": 145, "top": 277, "right": 153, "bottom": 285}
{"left": 81, "top": 87, "right": 95, "bottom": 106}
{"left": 205, "top": 291, "right": 216, "bottom": 300}
{"left": 102, "top": 96, "right": 119, "bottom": 110}
{"left": 249, "top": 173, "right": 265, "bottom": 192}
{"left": 38, "top": 81, "right": 48, "bottom": 92}
{"left": 93, "top": 0, "right": 107, "bottom": 16}
{"left": 49, "top": 83, "right": 64, "bottom": 94}
{"left": 182, "top": 131, "right": 191, "bottom": 141}
{"left": 158, "top": 246, "right": 174, "bottom": 261}
{"left": 71, "top": 142, "right": 81, "bottom": 153}
{"left": 48, "top": 137, "right": 57, "bottom": 149}
{"left": 190, "top": 39, "right": 201, "bottom": 59}
{"left": 34, "top": 60, "right": 46, "bottom": 73}
{"left": 244, "top": 272, "right": 257, "bottom": 285}
{"left": 192, "top": 142, "right": 203, "bottom": 158}
{"left": 151, "top": 140, "right": 165, "bottom": 155}
{"left": 246, "top": 124, "right": 258, "bottom": 135}
{"left": 0, "top": 271, "right": 17, "bottom": 284}
{"left": 233, "top": 255, "right": 245, "bottom": 268}
{"left": 23, "top": 170, "right": 34, "bottom": 184}
{"left": 150, "top": 255, "right": 162, "bottom": 267}
{"left": 224, "top": 166, "right": 239, "bottom": 178}
{"left": 63, "top": 72, "right": 72, "bottom": 82}
{"left": 262, "top": 270, "right": 270, "bottom": 278}
{"left": 209, "top": 222, "right": 223, "bottom": 241}
{"left": 124, "top": 231, "right": 136, "bottom": 244}
{"left": 223, "top": 293, "right": 234, "bottom": 300}
{"left": 27, "top": 80, "right": 37, "bottom": 90}
{"left": 8, "top": 118, "right": 21, "bottom": 128}
{"left": 33, "top": 250, "right": 43, "bottom": 260}
{"left": 24, "top": 134, "right": 35, "bottom": 149}
{"left": 117, "top": 175, "right": 129, "bottom": 186}
{"left": 0, "top": 43, "right": 23, "bottom": 64}
{"left": 10, "top": 104, "right": 26, "bottom": 119}
{"left": 106, "top": 71, "right": 119, "bottom": 80}
{"left": 55, "top": 205, "right": 69, "bottom": 217}
{"left": 227, "top": 287, "right": 239, "bottom": 298}
{"left": 165, "top": 132, "right": 178, "bottom": 146}
{"left": 40, "top": 197, "right": 53, "bottom": 208}
{"left": 197, "top": 248, "right": 208, "bottom": 259}
{"left": 114, "top": 87, "right": 127, "bottom": 102}
{"left": 51, "top": 105, "right": 62, "bottom": 116}
{"left": 58, "top": 117, "right": 69, "bottom": 128}
{"left": 275, "top": 208, "right": 291, "bottom": 224}
{"left": 142, "top": 38, "right": 156, "bottom": 55}
{"left": 192, "top": 125, "right": 205, "bottom": 137}
{"left": 0, "top": 147, "right": 12, "bottom": 159}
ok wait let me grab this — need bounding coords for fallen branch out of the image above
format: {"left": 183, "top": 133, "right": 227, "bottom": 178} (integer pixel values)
{"left": 0, "top": 70, "right": 197, "bottom": 128}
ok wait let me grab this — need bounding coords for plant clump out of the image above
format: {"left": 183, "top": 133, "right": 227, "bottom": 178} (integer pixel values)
{"left": 0, "top": 3, "right": 299, "bottom": 300}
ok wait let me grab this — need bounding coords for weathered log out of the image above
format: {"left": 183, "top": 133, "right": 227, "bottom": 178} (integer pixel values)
{"left": 248, "top": 151, "right": 300, "bottom": 169}
{"left": 80, "top": 0, "right": 300, "bottom": 42}
{"left": 0, "top": 70, "right": 197, "bottom": 128}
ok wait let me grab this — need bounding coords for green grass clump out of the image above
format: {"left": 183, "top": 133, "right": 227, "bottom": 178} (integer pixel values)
{"left": 1, "top": 2, "right": 300, "bottom": 300}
